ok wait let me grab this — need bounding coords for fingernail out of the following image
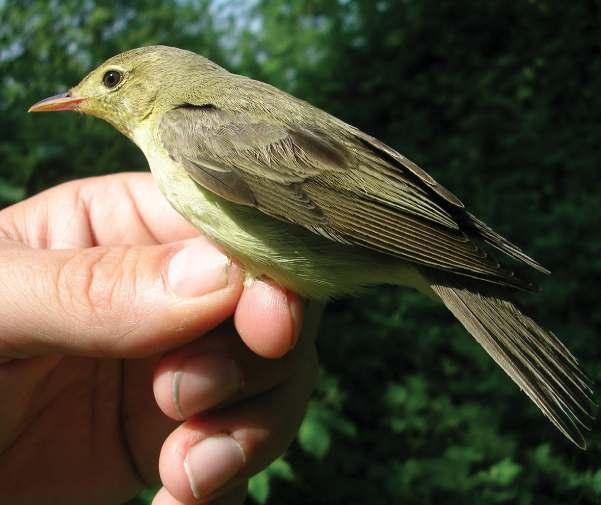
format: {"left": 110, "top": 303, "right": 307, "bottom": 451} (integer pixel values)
{"left": 184, "top": 436, "right": 245, "bottom": 499}
{"left": 168, "top": 240, "right": 231, "bottom": 298}
{"left": 288, "top": 295, "right": 303, "bottom": 350}
{"left": 172, "top": 354, "right": 241, "bottom": 419}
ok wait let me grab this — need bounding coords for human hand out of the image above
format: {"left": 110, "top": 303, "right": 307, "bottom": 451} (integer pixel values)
{"left": 0, "top": 173, "right": 321, "bottom": 505}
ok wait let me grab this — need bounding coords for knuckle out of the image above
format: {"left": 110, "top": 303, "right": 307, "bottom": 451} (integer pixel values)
{"left": 86, "top": 248, "right": 130, "bottom": 315}
{"left": 55, "top": 246, "right": 143, "bottom": 337}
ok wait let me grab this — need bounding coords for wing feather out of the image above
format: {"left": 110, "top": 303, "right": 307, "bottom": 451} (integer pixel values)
{"left": 158, "top": 104, "right": 539, "bottom": 289}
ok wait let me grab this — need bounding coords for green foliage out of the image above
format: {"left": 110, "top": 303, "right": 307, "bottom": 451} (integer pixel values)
{"left": 299, "top": 401, "right": 333, "bottom": 460}
{"left": 2, "top": 1, "right": 600, "bottom": 504}
{"left": 248, "top": 458, "right": 295, "bottom": 504}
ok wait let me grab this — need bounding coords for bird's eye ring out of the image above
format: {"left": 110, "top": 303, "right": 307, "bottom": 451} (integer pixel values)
{"left": 102, "top": 70, "right": 123, "bottom": 89}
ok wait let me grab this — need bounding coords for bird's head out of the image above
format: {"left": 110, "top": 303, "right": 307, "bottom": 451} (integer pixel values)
{"left": 29, "top": 45, "right": 227, "bottom": 138}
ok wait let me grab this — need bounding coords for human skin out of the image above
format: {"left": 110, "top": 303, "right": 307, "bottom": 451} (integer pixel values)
{"left": 0, "top": 172, "right": 320, "bottom": 505}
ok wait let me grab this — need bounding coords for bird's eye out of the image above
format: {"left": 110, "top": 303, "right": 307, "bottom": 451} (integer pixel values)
{"left": 102, "top": 70, "right": 123, "bottom": 89}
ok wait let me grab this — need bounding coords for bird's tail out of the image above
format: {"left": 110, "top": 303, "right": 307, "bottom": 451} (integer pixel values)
{"left": 424, "top": 273, "right": 596, "bottom": 448}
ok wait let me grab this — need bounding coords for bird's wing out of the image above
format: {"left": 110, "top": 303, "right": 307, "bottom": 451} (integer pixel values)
{"left": 158, "top": 104, "right": 539, "bottom": 288}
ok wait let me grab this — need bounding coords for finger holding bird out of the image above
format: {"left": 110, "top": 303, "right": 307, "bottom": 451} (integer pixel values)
{"left": 30, "top": 45, "right": 596, "bottom": 449}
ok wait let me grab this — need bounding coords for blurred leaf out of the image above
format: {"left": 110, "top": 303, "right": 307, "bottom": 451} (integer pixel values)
{"left": 0, "top": 179, "right": 25, "bottom": 203}
{"left": 249, "top": 471, "right": 270, "bottom": 504}
{"left": 298, "top": 402, "right": 332, "bottom": 460}
{"left": 477, "top": 458, "right": 522, "bottom": 486}
{"left": 268, "top": 458, "right": 295, "bottom": 481}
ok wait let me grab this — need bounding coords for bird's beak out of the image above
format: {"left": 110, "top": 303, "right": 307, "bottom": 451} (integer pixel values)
{"left": 28, "top": 92, "right": 84, "bottom": 112}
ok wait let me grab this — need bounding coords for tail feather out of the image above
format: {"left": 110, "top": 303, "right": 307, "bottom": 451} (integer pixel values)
{"left": 428, "top": 278, "right": 596, "bottom": 448}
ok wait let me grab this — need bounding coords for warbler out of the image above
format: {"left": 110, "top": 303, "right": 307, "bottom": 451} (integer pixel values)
{"left": 29, "top": 45, "right": 595, "bottom": 447}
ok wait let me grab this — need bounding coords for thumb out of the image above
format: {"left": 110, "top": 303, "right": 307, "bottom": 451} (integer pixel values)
{"left": 0, "top": 237, "right": 243, "bottom": 359}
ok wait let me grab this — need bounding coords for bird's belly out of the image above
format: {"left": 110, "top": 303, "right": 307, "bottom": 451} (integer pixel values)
{"left": 140, "top": 140, "right": 421, "bottom": 299}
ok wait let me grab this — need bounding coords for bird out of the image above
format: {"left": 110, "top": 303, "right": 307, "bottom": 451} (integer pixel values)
{"left": 29, "top": 45, "right": 595, "bottom": 448}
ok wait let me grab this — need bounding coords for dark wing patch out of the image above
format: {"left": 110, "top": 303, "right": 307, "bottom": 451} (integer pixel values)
{"left": 340, "top": 145, "right": 460, "bottom": 229}
{"left": 158, "top": 105, "right": 536, "bottom": 288}
{"left": 352, "top": 128, "right": 465, "bottom": 208}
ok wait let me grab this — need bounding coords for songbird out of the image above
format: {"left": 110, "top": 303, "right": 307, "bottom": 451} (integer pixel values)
{"left": 29, "top": 45, "right": 595, "bottom": 448}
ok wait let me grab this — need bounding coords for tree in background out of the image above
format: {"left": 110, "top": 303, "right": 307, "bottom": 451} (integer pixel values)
{"left": 1, "top": 1, "right": 600, "bottom": 503}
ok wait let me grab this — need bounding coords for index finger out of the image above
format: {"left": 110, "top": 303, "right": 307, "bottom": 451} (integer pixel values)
{"left": 0, "top": 172, "right": 198, "bottom": 248}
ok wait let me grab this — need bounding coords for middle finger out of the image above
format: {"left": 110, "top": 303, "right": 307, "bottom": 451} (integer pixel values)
{"left": 153, "top": 301, "right": 323, "bottom": 420}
